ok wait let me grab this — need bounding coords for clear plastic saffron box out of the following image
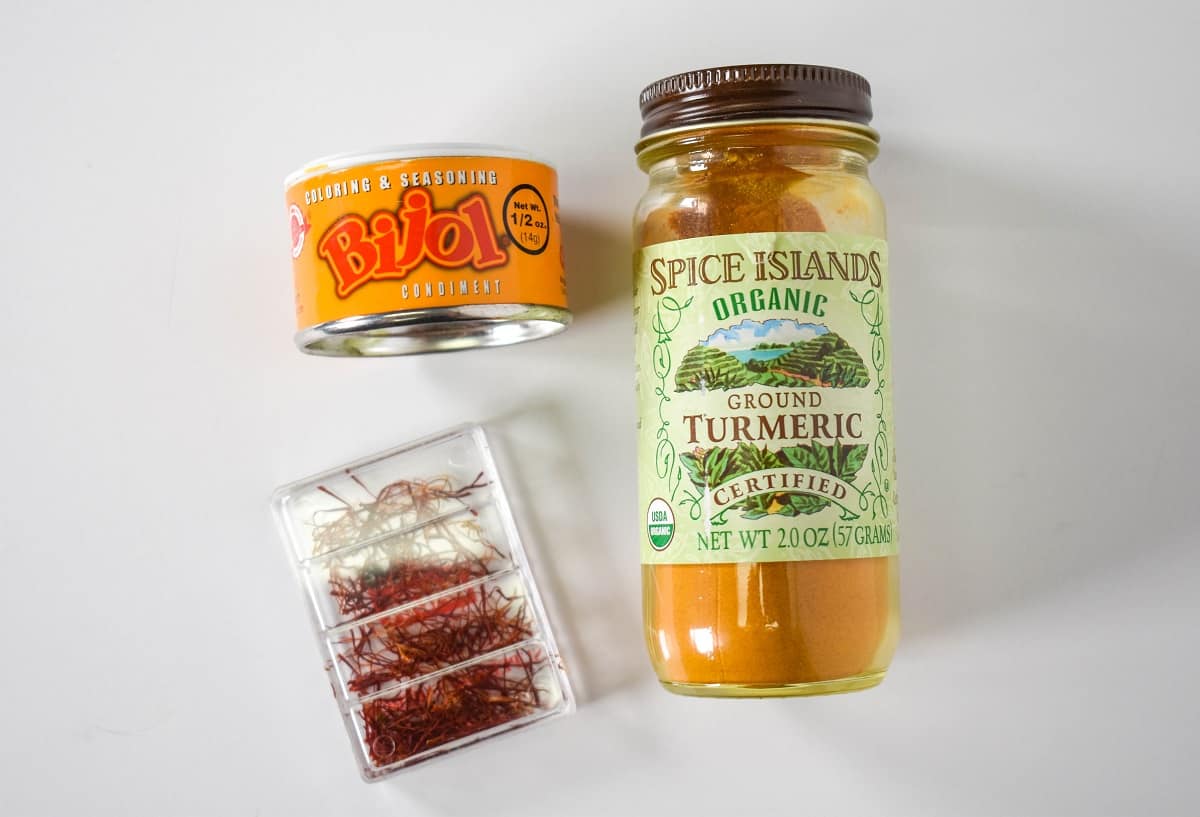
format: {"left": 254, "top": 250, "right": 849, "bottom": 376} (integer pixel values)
{"left": 271, "top": 425, "right": 574, "bottom": 781}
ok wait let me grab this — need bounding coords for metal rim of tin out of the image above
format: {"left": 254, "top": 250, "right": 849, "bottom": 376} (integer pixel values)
{"left": 296, "top": 305, "right": 572, "bottom": 357}
{"left": 284, "top": 143, "right": 556, "bottom": 189}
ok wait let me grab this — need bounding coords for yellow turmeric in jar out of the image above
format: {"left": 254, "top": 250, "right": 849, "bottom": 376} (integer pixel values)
{"left": 634, "top": 65, "right": 899, "bottom": 696}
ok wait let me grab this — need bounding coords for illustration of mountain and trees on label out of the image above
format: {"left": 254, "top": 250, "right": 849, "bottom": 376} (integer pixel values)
{"left": 675, "top": 318, "right": 869, "bottom": 391}
{"left": 675, "top": 319, "right": 872, "bottom": 520}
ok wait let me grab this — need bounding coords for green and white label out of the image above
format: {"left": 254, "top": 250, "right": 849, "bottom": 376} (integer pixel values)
{"left": 646, "top": 497, "right": 675, "bottom": 550}
{"left": 635, "top": 232, "right": 899, "bottom": 564}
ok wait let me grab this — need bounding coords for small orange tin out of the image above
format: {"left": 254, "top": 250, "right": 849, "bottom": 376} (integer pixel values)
{"left": 285, "top": 145, "right": 570, "bottom": 355}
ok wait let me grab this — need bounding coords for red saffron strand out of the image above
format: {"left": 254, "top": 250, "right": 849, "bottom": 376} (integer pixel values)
{"left": 310, "top": 472, "right": 492, "bottom": 557}
{"left": 306, "top": 470, "right": 547, "bottom": 768}
{"left": 336, "top": 583, "right": 534, "bottom": 695}
{"left": 359, "top": 652, "right": 547, "bottom": 767}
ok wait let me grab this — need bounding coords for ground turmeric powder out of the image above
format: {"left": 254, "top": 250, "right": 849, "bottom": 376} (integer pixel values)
{"left": 634, "top": 65, "right": 899, "bottom": 696}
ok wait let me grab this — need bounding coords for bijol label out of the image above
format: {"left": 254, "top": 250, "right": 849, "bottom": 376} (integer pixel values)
{"left": 286, "top": 154, "right": 565, "bottom": 330}
{"left": 318, "top": 189, "right": 509, "bottom": 297}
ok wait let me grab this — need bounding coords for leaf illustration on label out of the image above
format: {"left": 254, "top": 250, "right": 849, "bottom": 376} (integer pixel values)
{"left": 778, "top": 441, "right": 829, "bottom": 471}
{"left": 732, "top": 442, "right": 781, "bottom": 474}
{"left": 733, "top": 444, "right": 781, "bottom": 517}
{"left": 682, "top": 440, "right": 870, "bottom": 519}
{"left": 841, "top": 442, "right": 868, "bottom": 476}
{"left": 680, "top": 446, "right": 738, "bottom": 488}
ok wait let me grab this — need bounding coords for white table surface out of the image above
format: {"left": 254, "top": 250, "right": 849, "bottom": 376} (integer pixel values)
{"left": 2, "top": 2, "right": 1198, "bottom": 814}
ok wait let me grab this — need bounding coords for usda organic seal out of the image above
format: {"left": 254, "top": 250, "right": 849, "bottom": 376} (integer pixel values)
{"left": 646, "top": 497, "right": 675, "bottom": 551}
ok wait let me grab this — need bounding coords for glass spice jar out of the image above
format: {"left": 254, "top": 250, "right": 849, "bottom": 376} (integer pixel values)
{"left": 634, "top": 65, "right": 900, "bottom": 697}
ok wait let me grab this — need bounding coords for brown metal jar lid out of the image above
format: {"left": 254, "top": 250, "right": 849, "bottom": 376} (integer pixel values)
{"left": 638, "top": 63, "right": 872, "bottom": 138}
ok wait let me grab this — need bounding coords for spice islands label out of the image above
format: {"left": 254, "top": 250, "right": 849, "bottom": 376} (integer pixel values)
{"left": 636, "top": 233, "right": 899, "bottom": 564}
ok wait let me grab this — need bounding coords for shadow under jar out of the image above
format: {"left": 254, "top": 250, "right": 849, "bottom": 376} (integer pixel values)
{"left": 634, "top": 65, "right": 900, "bottom": 697}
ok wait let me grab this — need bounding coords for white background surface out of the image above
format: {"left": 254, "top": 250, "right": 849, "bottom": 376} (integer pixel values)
{"left": 2, "top": 1, "right": 1198, "bottom": 815}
